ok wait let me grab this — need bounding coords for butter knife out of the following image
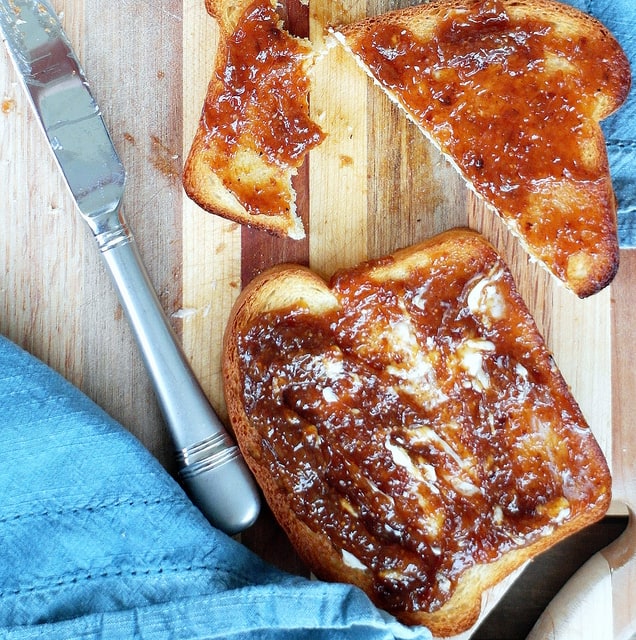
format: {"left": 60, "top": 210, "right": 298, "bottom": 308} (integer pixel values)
{"left": 0, "top": 0, "right": 260, "bottom": 534}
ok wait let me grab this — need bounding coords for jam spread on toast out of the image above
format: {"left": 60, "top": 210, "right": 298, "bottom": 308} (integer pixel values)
{"left": 236, "top": 245, "right": 609, "bottom": 613}
{"left": 352, "top": 0, "right": 624, "bottom": 286}
{"left": 202, "top": 0, "right": 324, "bottom": 215}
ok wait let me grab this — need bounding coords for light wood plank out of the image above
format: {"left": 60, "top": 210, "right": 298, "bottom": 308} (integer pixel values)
{"left": 181, "top": 0, "right": 243, "bottom": 420}
{"left": 526, "top": 250, "right": 636, "bottom": 640}
{"left": 308, "top": 0, "right": 369, "bottom": 277}
{"left": 1, "top": 1, "right": 85, "bottom": 384}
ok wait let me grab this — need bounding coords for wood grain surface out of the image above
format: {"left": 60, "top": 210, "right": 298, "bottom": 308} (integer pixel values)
{"left": 0, "top": 1, "right": 633, "bottom": 638}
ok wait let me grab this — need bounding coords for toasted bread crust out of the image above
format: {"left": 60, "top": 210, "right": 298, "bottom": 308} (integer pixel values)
{"left": 184, "top": 138, "right": 304, "bottom": 238}
{"left": 223, "top": 229, "right": 611, "bottom": 636}
{"left": 183, "top": 0, "right": 323, "bottom": 239}
{"left": 332, "top": 0, "right": 630, "bottom": 297}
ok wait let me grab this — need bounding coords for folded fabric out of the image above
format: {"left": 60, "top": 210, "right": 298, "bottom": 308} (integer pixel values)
{"left": 564, "top": 0, "right": 636, "bottom": 247}
{"left": 0, "top": 335, "right": 430, "bottom": 640}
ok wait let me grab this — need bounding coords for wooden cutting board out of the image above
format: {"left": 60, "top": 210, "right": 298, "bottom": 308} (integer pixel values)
{"left": 0, "top": 0, "right": 633, "bottom": 637}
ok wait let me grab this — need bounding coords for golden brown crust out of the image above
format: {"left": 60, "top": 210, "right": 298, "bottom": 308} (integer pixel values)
{"left": 332, "top": 0, "right": 630, "bottom": 297}
{"left": 223, "top": 229, "right": 611, "bottom": 636}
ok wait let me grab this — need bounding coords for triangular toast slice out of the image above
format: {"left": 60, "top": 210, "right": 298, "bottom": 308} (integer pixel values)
{"left": 223, "top": 229, "right": 611, "bottom": 636}
{"left": 183, "top": 0, "right": 325, "bottom": 239}
{"left": 332, "top": 0, "right": 631, "bottom": 297}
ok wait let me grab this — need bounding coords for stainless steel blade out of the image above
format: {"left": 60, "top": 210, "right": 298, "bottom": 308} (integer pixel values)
{"left": 0, "top": 0, "right": 125, "bottom": 240}
{"left": 0, "top": 0, "right": 260, "bottom": 534}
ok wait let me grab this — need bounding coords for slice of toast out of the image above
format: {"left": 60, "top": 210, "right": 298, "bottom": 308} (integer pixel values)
{"left": 183, "top": 0, "right": 325, "bottom": 239}
{"left": 223, "top": 229, "right": 611, "bottom": 636}
{"left": 332, "top": 0, "right": 631, "bottom": 297}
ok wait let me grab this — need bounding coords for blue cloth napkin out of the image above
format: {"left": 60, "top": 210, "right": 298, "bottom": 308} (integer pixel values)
{"left": 564, "top": 0, "right": 636, "bottom": 246}
{"left": 0, "top": 335, "right": 430, "bottom": 640}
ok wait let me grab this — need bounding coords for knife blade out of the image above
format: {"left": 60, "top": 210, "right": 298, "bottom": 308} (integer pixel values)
{"left": 0, "top": 0, "right": 260, "bottom": 534}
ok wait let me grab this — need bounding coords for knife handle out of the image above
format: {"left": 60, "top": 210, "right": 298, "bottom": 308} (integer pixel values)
{"left": 95, "top": 211, "right": 260, "bottom": 535}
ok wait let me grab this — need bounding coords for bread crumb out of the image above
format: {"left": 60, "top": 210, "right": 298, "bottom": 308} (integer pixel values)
{"left": 150, "top": 135, "right": 180, "bottom": 181}
{"left": 1, "top": 98, "right": 16, "bottom": 114}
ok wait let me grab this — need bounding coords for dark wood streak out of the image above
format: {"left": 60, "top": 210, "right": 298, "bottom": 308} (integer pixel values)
{"left": 239, "top": 0, "right": 312, "bottom": 575}
{"left": 240, "top": 0, "right": 311, "bottom": 288}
